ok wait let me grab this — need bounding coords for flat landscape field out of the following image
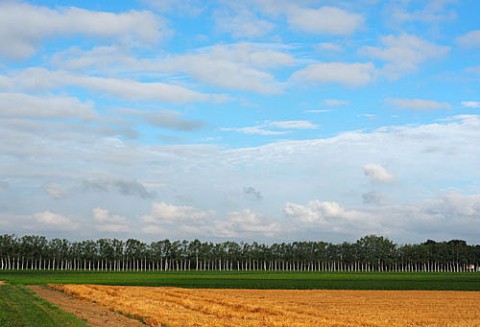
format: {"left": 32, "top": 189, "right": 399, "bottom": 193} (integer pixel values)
{"left": 2, "top": 271, "right": 480, "bottom": 326}
{"left": 1, "top": 271, "right": 480, "bottom": 290}
{"left": 53, "top": 284, "right": 480, "bottom": 327}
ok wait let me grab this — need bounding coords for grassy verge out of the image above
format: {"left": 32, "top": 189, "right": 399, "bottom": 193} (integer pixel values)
{"left": 0, "top": 283, "right": 88, "bottom": 327}
{"left": 1, "top": 270, "right": 479, "bottom": 291}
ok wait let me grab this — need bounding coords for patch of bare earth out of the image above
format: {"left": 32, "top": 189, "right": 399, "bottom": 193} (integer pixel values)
{"left": 0, "top": 281, "right": 5, "bottom": 286}
{"left": 29, "top": 285, "right": 145, "bottom": 327}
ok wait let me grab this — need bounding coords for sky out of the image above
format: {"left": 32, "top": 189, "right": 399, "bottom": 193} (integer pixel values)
{"left": 0, "top": 0, "right": 479, "bottom": 244}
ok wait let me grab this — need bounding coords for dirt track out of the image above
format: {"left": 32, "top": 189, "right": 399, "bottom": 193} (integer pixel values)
{"left": 29, "top": 285, "right": 145, "bottom": 327}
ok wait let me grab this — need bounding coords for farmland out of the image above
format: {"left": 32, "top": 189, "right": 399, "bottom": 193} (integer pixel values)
{"left": 1, "top": 270, "right": 480, "bottom": 290}
{"left": 0, "top": 283, "right": 87, "bottom": 327}
{"left": 53, "top": 284, "right": 480, "bottom": 327}
{"left": 1, "top": 271, "right": 480, "bottom": 326}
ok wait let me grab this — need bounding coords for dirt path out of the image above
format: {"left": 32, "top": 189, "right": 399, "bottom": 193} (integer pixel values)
{"left": 29, "top": 285, "right": 146, "bottom": 327}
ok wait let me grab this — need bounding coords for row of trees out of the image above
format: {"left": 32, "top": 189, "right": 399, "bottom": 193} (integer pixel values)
{"left": 0, "top": 234, "right": 479, "bottom": 272}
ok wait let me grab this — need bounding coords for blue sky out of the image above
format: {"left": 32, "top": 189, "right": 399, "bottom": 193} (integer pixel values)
{"left": 0, "top": 0, "right": 479, "bottom": 243}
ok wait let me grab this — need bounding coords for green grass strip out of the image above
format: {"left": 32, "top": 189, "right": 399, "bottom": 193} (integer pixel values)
{"left": 0, "top": 284, "right": 88, "bottom": 327}
{"left": 1, "top": 271, "right": 480, "bottom": 291}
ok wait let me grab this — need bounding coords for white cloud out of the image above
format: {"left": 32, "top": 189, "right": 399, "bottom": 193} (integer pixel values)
{"left": 461, "top": 101, "right": 480, "bottom": 108}
{"left": 292, "top": 62, "right": 376, "bottom": 86}
{"left": 360, "top": 34, "right": 449, "bottom": 77}
{"left": 179, "top": 208, "right": 282, "bottom": 238}
{"left": 0, "top": 93, "right": 96, "bottom": 120}
{"left": 215, "top": 5, "right": 274, "bottom": 38}
{"left": 456, "top": 30, "right": 480, "bottom": 48}
{"left": 3, "top": 68, "right": 224, "bottom": 104}
{"left": 283, "top": 200, "right": 368, "bottom": 234}
{"left": 222, "top": 120, "right": 316, "bottom": 136}
{"left": 386, "top": 98, "right": 451, "bottom": 110}
{"left": 93, "top": 208, "right": 129, "bottom": 233}
{"left": 48, "top": 43, "right": 292, "bottom": 94}
{"left": 287, "top": 6, "right": 364, "bottom": 35}
{"left": 222, "top": 209, "right": 281, "bottom": 236}
{"left": 156, "top": 43, "right": 292, "bottom": 94}
{"left": 268, "top": 120, "right": 317, "bottom": 129}
{"left": 142, "top": 202, "right": 215, "bottom": 224}
{"left": 284, "top": 192, "right": 480, "bottom": 240}
{"left": 363, "top": 164, "right": 394, "bottom": 183}
{"left": 221, "top": 126, "right": 287, "bottom": 136}
{"left": 0, "top": 2, "right": 165, "bottom": 60}
{"left": 33, "top": 211, "right": 77, "bottom": 230}
{"left": 423, "top": 192, "right": 480, "bottom": 219}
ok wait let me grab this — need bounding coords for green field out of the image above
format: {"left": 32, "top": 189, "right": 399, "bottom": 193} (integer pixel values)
{"left": 1, "top": 270, "right": 479, "bottom": 291}
{"left": 0, "top": 283, "right": 87, "bottom": 327}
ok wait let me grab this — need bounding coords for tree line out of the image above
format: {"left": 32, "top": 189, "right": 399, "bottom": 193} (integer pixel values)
{"left": 0, "top": 234, "right": 479, "bottom": 272}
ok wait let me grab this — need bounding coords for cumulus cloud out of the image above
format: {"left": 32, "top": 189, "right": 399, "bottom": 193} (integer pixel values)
{"left": 457, "top": 30, "right": 480, "bottom": 48}
{"left": 154, "top": 43, "right": 292, "bottom": 94}
{"left": 0, "top": 2, "right": 164, "bottom": 60}
{"left": 423, "top": 193, "right": 480, "bottom": 220}
{"left": 142, "top": 202, "right": 215, "bottom": 224}
{"left": 292, "top": 62, "right": 376, "bottom": 87}
{"left": 286, "top": 6, "right": 364, "bottom": 35}
{"left": 386, "top": 98, "right": 452, "bottom": 111}
{"left": 0, "top": 93, "right": 96, "bottom": 121}
{"left": 82, "top": 178, "right": 155, "bottom": 199}
{"left": 283, "top": 201, "right": 369, "bottom": 234}
{"left": 33, "top": 211, "right": 77, "bottom": 230}
{"left": 360, "top": 34, "right": 449, "bottom": 77}
{"left": 93, "top": 208, "right": 129, "bottom": 233}
{"left": 363, "top": 164, "right": 394, "bottom": 183}
{"left": 220, "top": 209, "right": 281, "bottom": 237}
{"left": 284, "top": 192, "right": 480, "bottom": 241}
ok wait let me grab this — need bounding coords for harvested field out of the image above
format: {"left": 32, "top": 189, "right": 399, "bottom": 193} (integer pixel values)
{"left": 51, "top": 285, "right": 480, "bottom": 327}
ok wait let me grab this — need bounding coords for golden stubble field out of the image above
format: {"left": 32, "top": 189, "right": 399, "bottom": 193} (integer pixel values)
{"left": 52, "top": 284, "right": 480, "bottom": 327}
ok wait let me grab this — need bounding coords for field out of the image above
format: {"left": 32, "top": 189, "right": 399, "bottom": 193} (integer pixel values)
{"left": 1, "top": 270, "right": 480, "bottom": 290}
{"left": 0, "top": 283, "right": 87, "bottom": 327}
{"left": 1, "top": 271, "right": 480, "bottom": 326}
{"left": 53, "top": 284, "right": 480, "bottom": 327}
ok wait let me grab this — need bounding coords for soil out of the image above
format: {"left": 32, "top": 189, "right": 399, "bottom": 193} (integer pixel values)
{"left": 0, "top": 281, "right": 4, "bottom": 285}
{"left": 29, "top": 285, "right": 146, "bottom": 327}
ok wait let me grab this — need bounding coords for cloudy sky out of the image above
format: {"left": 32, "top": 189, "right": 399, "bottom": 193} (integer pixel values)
{"left": 1, "top": 0, "right": 479, "bottom": 244}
